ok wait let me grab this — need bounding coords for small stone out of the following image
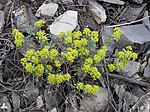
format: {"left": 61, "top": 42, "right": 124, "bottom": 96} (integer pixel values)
{"left": 49, "top": 10, "right": 78, "bottom": 35}
{"left": 0, "top": 95, "right": 12, "bottom": 112}
{"left": 36, "top": 2, "right": 58, "bottom": 17}
{"left": 120, "top": 61, "right": 139, "bottom": 76}
{"left": 36, "top": 95, "right": 44, "bottom": 109}
{"left": 0, "top": 10, "right": 4, "bottom": 30}
{"left": 88, "top": 0, "right": 107, "bottom": 24}
{"left": 122, "top": 61, "right": 141, "bottom": 77}
{"left": 80, "top": 88, "right": 109, "bottom": 112}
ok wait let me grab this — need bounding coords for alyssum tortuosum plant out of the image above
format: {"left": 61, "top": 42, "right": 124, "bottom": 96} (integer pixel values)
{"left": 12, "top": 20, "right": 138, "bottom": 95}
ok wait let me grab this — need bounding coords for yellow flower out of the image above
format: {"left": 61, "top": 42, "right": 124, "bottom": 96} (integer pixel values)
{"left": 35, "top": 64, "right": 45, "bottom": 77}
{"left": 31, "top": 56, "right": 40, "bottom": 64}
{"left": 85, "top": 58, "right": 93, "bottom": 65}
{"left": 76, "top": 82, "right": 84, "bottom": 90}
{"left": 81, "top": 38, "right": 88, "bottom": 46}
{"left": 25, "top": 62, "right": 34, "bottom": 73}
{"left": 117, "top": 51, "right": 124, "bottom": 59}
{"left": 64, "top": 73, "right": 71, "bottom": 81}
{"left": 46, "top": 65, "right": 53, "bottom": 71}
{"left": 126, "top": 46, "right": 132, "bottom": 51}
{"left": 56, "top": 74, "right": 64, "bottom": 84}
{"left": 34, "top": 20, "right": 45, "bottom": 27}
{"left": 21, "top": 58, "right": 27, "bottom": 66}
{"left": 47, "top": 73, "right": 56, "bottom": 85}
{"left": 25, "top": 49, "right": 35, "bottom": 60}
{"left": 49, "top": 49, "right": 58, "bottom": 60}
{"left": 54, "top": 60, "right": 61, "bottom": 67}
{"left": 83, "top": 28, "right": 91, "bottom": 35}
{"left": 82, "top": 64, "right": 91, "bottom": 73}
{"left": 108, "top": 64, "right": 116, "bottom": 72}
{"left": 116, "top": 61, "right": 124, "bottom": 69}
{"left": 132, "top": 52, "right": 138, "bottom": 60}
{"left": 73, "top": 40, "right": 81, "bottom": 48}
{"left": 64, "top": 36, "right": 72, "bottom": 44}
{"left": 59, "top": 32, "right": 65, "bottom": 37}
{"left": 83, "top": 84, "right": 92, "bottom": 94}
{"left": 66, "top": 30, "right": 72, "bottom": 36}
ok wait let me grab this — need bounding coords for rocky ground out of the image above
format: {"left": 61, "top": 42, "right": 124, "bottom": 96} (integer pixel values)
{"left": 0, "top": 0, "right": 150, "bottom": 112}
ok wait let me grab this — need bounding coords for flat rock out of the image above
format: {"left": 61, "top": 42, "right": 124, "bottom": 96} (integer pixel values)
{"left": 24, "top": 82, "right": 39, "bottom": 100}
{"left": 88, "top": 0, "right": 107, "bottom": 24}
{"left": 122, "top": 61, "right": 141, "bottom": 77}
{"left": 104, "top": 24, "right": 150, "bottom": 47}
{"left": 98, "top": 0, "right": 125, "bottom": 5}
{"left": 49, "top": 10, "right": 78, "bottom": 35}
{"left": 0, "top": 10, "right": 4, "bottom": 30}
{"left": 36, "top": 2, "right": 58, "bottom": 17}
{"left": 79, "top": 88, "right": 109, "bottom": 112}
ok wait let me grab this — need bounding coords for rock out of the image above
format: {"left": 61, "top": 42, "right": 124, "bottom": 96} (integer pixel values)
{"left": 114, "top": 84, "right": 125, "bottom": 99}
{"left": 35, "top": 2, "right": 58, "bottom": 17}
{"left": 49, "top": 10, "right": 78, "bottom": 35}
{"left": 122, "top": 61, "right": 141, "bottom": 77}
{"left": 0, "top": 95, "right": 12, "bottom": 112}
{"left": 0, "top": 3, "right": 3, "bottom": 10}
{"left": 129, "top": 0, "right": 144, "bottom": 4}
{"left": 79, "top": 88, "right": 109, "bottom": 112}
{"left": 53, "top": 0, "right": 74, "bottom": 4}
{"left": 12, "top": 92, "right": 21, "bottom": 111}
{"left": 129, "top": 91, "right": 150, "bottom": 112}
{"left": 118, "top": 4, "right": 147, "bottom": 22}
{"left": 24, "top": 82, "right": 39, "bottom": 100}
{"left": 36, "top": 95, "right": 44, "bottom": 109}
{"left": 13, "top": 5, "right": 37, "bottom": 32}
{"left": 44, "top": 89, "right": 63, "bottom": 110}
{"left": 132, "top": 86, "right": 145, "bottom": 97}
{"left": 51, "top": 108, "right": 57, "bottom": 112}
{"left": 104, "top": 24, "right": 150, "bottom": 48}
{"left": 98, "top": 0, "right": 125, "bottom": 5}
{"left": 143, "top": 58, "right": 150, "bottom": 78}
{"left": 0, "top": 10, "right": 4, "bottom": 30}
{"left": 88, "top": 0, "right": 107, "bottom": 24}
{"left": 143, "top": 11, "right": 150, "bottom": 31}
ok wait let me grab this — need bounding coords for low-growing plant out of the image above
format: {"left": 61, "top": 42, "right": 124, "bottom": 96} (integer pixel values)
{"left": 12, "top": 20, "right": 138, "bottom": 97}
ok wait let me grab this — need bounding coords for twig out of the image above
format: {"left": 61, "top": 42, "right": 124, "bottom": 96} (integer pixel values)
{"left": 106, "top": 16, "right": 150, "bottom": 28}
{"left": 108, "top": 73, "right": 150, "bottom": 88}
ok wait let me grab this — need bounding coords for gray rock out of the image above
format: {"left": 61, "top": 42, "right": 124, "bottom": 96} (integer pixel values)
{"left": 36, "top": 95, "right": 44, "bottom": 109}
{"left": 49, "top": 10, "right": 78, "bottom": 35}
{"left": 80, "top": 88, "right": 109, "bottom": 112}
{"left": 12, "top": 92, "right": 20, "bottom": 111}
{"left": 0, "top": 95, "right": 12, "bottom": 112}
{"left": 130, "top": 0, "right": 144, "bottom": 4}
{"left": 122, "top": 61, "right": 141, "bottom": 77}
{"left": 98, "top": 0, "right": 125, "bottom": 5}
{"left": 0, "top": 10, "right": 4, "bottom": 30}
{"left": 88, "top": 0, "right": 107, "bottom": 24}
{"left": 35, "top": 2, "right": 58, "bottom": 17}
{"left": 143, "top": 11, "right": 150, "bottom": 31}
{"left": 103, "top": 24, "right": 150, "bottom": 47}
{"left": 44, "top": 89, "right": 63, "bottom": 110}
{"left": 143, "top": 58, "right": 150, "bottom": 78}
{"left": 24, "top": 82, "right": 39, "bottom": 100}
{"left": 53, "top": 0, "right": 74, "bottom": 4}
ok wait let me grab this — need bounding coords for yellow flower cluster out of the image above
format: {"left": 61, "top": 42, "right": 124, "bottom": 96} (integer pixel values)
{"left": 36, "top": 30, "right": 48, "bottom": 43}
{"left": 82, "top": 58, "right": 101, "bottom": 80}
{"left": 34, "top": 20, "right": 45, "bottom": 27}
{"left": 49, "top": 49, "right": 59, "bottom": 60}
{"left": 61, "top": 48, "right": 78, "bottom": 62}
{"left": 112, "top": 27, "right": 123, "bottom": 41}
{"left": 94, "top": 46, "right": 107, "bottom": 63}
{"left": 108, "top": 46, "right": 138, "bottom": 72}
{"left": 12, "top": 28, "right": 24, "bottom": 47}
{"left": 47, "top": 73, "right": 71, "bottom": 85}
{"left": 76, "top": 82, "right": 99, "bottom": 95}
